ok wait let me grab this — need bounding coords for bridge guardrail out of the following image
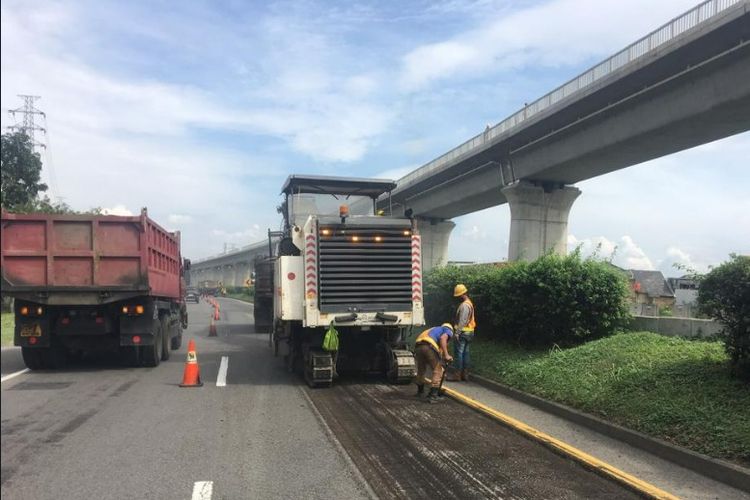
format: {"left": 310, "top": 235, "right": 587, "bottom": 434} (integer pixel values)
{"left": 396, "top": 0, "right": 743, "bottom": 191}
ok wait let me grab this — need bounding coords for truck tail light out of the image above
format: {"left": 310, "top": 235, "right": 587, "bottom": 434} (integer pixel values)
{"left": 20, "top": 306, "right": 29, "bottom": 316}
{"left": 29, "top": 337, "right": 38, "bottom": 345}
{"left": 122, "top": 306, "right": 130, "bottom": 314}
{"left": 132, "top": 335, "right": 141, "bottom": 344}
{"left": 36, "top": 307, "right": 44, "bottom": 315}
{"left": 122, "top": 305, "right": 145, "bottom": 315}
{"left": 135, "top": 305, "right": 144, "bottom": 315}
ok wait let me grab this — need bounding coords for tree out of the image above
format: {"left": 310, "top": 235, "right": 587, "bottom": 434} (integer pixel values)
{"left": 697, "top": 254, "right": 750, "bottom": 380}
{"left": 1, "top": 131, "right": 47, "bottom": 210}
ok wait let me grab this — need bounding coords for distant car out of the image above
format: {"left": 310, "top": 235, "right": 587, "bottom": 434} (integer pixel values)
{"left": 185, "top": 289, "right": 200, "bottom": 303}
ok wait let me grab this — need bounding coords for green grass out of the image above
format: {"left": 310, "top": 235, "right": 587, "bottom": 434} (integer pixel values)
{"left": 224, "top": 292, "right": 253, "bottom": 303}
{"left": 471, "top": 332, "right": 750, "bottom": 466}
{"left": 1, "top": 313, "right": 14, "bottom": 347}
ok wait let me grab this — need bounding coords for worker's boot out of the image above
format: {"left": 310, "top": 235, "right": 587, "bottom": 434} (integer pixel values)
{"left": 427, "top": 387, "right": 442, "bottom": 404}
{"left": 461, "top": 369, "right": 470, "bottom": 382}
{"left": 415, "top": 384, "right": 424, "bottom": 397}
{"left": 446, "top": 369, "right": 461, "bottom": 382}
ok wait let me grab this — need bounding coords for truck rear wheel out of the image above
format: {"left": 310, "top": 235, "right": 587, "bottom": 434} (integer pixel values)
{"left": 142, "top": 320, "right": 163, "bottom": 367}
{"left": 160, "top": 316, "right": 171, "bottom": 361}
{"left": 171, "top": 322, "right": 183, "bottom": 350}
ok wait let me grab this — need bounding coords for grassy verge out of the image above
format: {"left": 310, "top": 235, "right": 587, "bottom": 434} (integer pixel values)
{"left": 471, "top": 331, "right": 750, "bottom": 467}
{"left": 1, "top": 313, "right": 15, "bottom": 347}
{"left": 223, "top": 292, "right": 253, "bottom": 303}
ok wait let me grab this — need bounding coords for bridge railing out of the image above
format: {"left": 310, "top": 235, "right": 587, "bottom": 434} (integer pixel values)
{"left": 396, "top": 0, "right": 742, "bottom": 191}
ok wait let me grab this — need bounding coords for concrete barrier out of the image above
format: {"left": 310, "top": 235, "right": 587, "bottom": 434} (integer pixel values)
{"left": 630, "top": 316, "right": 722, "bottom": 338}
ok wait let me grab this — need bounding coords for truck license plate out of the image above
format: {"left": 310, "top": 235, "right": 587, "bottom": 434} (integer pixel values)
{"left": 20, "top": 323, "right": 42, "bottom": 337}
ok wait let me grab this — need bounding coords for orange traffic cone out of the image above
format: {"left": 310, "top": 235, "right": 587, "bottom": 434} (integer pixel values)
{"left": 213, "top": 304, "right": 220, "bottom": 321}
{"left": 179, "top": 339, "right": 203, "bottom": 387}
{"left": 208, "top": 316, "right": 217, "bottom": 337}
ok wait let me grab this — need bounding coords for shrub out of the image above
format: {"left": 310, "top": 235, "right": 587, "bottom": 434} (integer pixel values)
{"left": 424, "top": 251, "right": 631, "bottom": 347}
{"left": 697, "top": 254, "right": 750, "bottom": 379}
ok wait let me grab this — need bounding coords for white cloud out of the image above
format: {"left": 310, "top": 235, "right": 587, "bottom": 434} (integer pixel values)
{"left": 168, "top": 214, "right": 193, "bottom": 225}
{"left": 400, "top": 0, "right": 697, "bottom": 90}
{"left": 0, "top": 2, "right": 393, "bottom": 164}
{"left": 659, "top": 246, "right": 709, "bottom": 275}
{"left": 377, "top": 164, "right": 420, "bottom": 181}
{"left": 101, "top": 205, "right": 133, "bottom": 216}
{"left": 568, "top": 234, "right": 654, "bottom": 270}
{"left": 464, "top": 225, "right": 488, "bottom": 241}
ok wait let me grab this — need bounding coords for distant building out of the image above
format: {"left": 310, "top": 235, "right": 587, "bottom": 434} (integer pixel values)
{"left": 628, "top": 269, "right": 676, "bottom": 309}
{"left": 668, "top": 275, "right": 699, "bottom": 306}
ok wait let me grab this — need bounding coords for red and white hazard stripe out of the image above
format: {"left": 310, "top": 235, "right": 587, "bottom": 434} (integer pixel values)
{"left": 305, "top": 231, "right": 318, "bottom": 299}
{"left": 411, "top": 234, "right": 422, "bottom": 303}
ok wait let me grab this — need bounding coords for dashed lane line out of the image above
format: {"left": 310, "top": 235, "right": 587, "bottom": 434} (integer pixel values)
{"left": 191, "top": 481, "right": 213, "bottom": 500}
{"left": 216, "top": 356, "right": 228, "bottom": 387}
{"left": 1, "top": 368, "right": 30, "bottom": 383}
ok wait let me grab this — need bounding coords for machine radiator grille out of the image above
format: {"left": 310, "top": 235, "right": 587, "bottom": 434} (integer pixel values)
{"left": 318, "top": 226, "right": 413, "bottom": 312}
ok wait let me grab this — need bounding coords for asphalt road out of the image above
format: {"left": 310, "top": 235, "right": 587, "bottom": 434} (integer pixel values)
{"left": 1, "top": 299, "right": 371, "bottom": 500}
{"left": 1, "top": 298, "right": 654, "bottom": 499}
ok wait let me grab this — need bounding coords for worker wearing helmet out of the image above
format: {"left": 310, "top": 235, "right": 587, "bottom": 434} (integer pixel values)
{"left": 452, "top": 284, "right": 476, "bottom": 381}
{"left": 414, "top": 323, "right": 454, "bottom": 403}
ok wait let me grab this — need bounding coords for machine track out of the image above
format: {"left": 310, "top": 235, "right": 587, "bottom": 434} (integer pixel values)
{"left": 306, "top": 381, "right": 641, "bottom": 500}
{"left": 387, "top": 348, "right": 417, "bottom": 384}
{"left": 304, "top": 349, "right": 333, "bottom": 388}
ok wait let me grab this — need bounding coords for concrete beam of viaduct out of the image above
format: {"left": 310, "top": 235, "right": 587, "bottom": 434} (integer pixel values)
{"left": 395, "top": 35, "right": 749, "bottom": 262}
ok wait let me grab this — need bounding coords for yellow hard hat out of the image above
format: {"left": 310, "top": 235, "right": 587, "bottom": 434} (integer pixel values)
{"left": 453, "top": 284, "right": 468, "bottom": 297}
{"left": 441, "top": 323, "right": 454, "bottom": 331}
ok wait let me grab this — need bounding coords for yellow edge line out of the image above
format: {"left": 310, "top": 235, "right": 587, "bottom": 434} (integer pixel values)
{"left": 442, "top": 386, "right": 680, "bottom": 500}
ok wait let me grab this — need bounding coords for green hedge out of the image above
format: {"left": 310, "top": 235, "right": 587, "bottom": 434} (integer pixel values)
{"left": 698, "top": 254, "right": 750, "bottom": 380}
{"left": 225, "top": 286, "right": 254, "bottom": 299}
{"left": 424, "top": 252, "right": 631, "bottom": 347}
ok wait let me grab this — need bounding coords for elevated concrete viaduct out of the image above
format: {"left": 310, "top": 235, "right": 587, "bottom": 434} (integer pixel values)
{"left": 190, "top": 239, "right": 275, "bottom": 288}
{"left": 386, "top": 0, "right": 750, "bottom": 261}
{"left": 192, "top": 0, "right": 749, "bottom": 274}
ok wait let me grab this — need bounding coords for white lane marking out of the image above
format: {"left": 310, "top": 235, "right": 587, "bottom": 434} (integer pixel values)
{"left": 216, "top": 356, "right": 229, "bottom": 387}
{"left": 1, "top": 368, "right": 30, "bottom": 383}
{"left": 191, "top": 481, "right": 213, "bottom": 500}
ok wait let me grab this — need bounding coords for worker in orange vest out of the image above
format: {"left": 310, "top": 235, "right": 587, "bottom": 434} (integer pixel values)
{"left": 414, "top": 323, "right": 454, "bottom": 403}
{"left": 452, "top": 283, "right": 476, "bottom": 381}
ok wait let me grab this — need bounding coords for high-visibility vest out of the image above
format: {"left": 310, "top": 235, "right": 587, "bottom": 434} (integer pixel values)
{"left": 456, "top": 298, "right": 476, "bottom": 332}
{"left": 415, "top": 328, "right": 441, "bottom": 353}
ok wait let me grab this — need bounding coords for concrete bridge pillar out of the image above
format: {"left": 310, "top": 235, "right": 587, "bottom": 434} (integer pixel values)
{"left": 502, "top": 181, "right": 580, "bottom": 262}
{"left": 418, "top": 220, "right": 456, "bottom": 271}
{"left": 222, "top": 266, "right": 234, "bottom": 288}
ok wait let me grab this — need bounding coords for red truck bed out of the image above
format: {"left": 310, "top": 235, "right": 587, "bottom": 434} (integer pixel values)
{"left": 1, "top": 209, "right": 181, "bottom": 300}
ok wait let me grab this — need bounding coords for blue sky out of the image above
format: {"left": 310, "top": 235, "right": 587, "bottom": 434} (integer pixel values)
{"left": 2, "top": 0, "right": 748, "bottom": 276}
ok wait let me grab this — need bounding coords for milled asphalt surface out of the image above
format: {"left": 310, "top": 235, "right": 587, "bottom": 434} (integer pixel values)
{"left": 308, "top": 380, "right": 639, "bottom": 499}
{"left": 1, "top": 299, "right": 371, "bottom": 500}
{"left": 450, "top": 382, "right": 750, "bottom": 500}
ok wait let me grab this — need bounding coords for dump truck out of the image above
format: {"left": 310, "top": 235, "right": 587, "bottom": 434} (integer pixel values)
{"left": 0, "top": 208, "right": 189, "bottom": 369}
{"left": 197, "top": 279, "right": 220, "bottom": 296}
{"left": 258, "top": 175, "right": 423, "bottom": 387}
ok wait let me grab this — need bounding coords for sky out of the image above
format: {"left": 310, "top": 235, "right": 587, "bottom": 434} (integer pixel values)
{"left": 2, "top": 0, "right": 748, "bottom": 276}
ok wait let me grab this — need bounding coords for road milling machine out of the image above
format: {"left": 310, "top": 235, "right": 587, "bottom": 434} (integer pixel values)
{"left": 256, "top": 175, "right": 423, "bottom": 387}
